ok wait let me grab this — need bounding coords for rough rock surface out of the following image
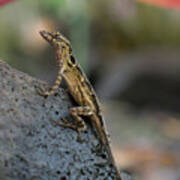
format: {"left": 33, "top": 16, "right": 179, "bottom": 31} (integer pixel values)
{"left": 0, "top": 60, "right": 123, "bottom": 180}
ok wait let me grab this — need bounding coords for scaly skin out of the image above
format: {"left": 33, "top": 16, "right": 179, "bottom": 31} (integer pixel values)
{"left": 39, "top": 30, "right": 121, "bottom": 179}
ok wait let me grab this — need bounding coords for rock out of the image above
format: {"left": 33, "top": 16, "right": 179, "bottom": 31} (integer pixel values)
{"left": 0, "top": 60, "right": 123, "bottom": 180}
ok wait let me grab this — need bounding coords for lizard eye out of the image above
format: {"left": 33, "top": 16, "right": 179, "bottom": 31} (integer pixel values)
{"left": 70, "top": 56, "right": 76, "bottom": 64}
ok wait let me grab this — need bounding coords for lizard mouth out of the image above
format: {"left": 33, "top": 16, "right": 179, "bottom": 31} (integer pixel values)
{"left": 39, "top": 30, "right": 53, "bottom": 43}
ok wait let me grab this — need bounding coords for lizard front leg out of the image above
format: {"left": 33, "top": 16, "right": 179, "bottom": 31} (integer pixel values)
{"left": 37, "top": 67, "right": 64, "bottom": 97}
{"left": 52, "top": 106, "right": 93, "bottom": 140}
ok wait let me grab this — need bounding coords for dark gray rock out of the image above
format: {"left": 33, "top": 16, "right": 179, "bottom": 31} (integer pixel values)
{"left": 0, "top": 60, "right": 123, "bottom": 180}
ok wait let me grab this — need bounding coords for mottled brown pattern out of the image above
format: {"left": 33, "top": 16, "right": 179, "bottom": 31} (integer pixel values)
{"left": 39, "top": 30, "right": 121, "bottom": 179}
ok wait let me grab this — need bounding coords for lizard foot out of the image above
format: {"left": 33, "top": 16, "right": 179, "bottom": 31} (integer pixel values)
{"left": 35, "top": 85, "right": 49, "bottom": 97}
{"left": 50, "top": 118, "right": 85, "bottom": 143}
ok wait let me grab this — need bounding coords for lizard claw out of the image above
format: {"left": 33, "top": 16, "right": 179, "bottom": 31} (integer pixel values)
{"left": 36, "top": 85, "right": 49, "bottom": 97}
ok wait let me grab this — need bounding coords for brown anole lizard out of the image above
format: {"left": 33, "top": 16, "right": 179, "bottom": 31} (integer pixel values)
{"left": 39, "top": 30, "right": 121, "bottom": 179}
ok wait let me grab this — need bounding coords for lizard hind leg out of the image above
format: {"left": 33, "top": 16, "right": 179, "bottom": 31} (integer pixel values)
{"left": 51, "top": 106, "right": 93, "bottom": 142}
{"left": 69, "top": 106, "right": 94, "bottom": 141}
{"left": 70, "top": 106, "right": 93, "bottom": 129}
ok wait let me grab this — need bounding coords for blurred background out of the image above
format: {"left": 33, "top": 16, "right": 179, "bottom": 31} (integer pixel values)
{"left": 0, "top": 0, "right": 180, "bottom": 179}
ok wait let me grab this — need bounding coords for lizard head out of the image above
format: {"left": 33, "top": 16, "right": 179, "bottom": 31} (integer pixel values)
{"left": 39, "top": 30, "right": 76, "bottom": 67}
{"left": 39, "top": 30, "right": 72, "bottom": 51}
